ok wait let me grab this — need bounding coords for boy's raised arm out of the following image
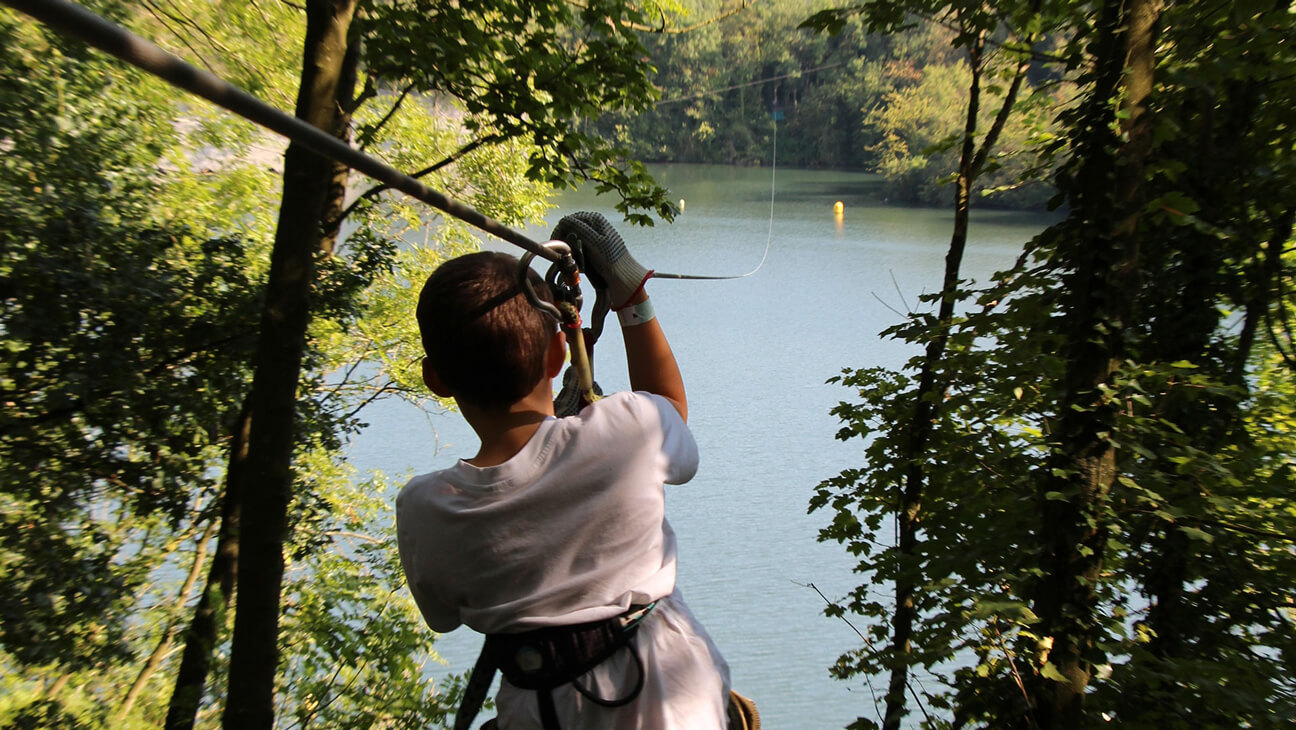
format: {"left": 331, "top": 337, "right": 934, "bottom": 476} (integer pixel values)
{"left": 551, "top": 213, "right": 688, "bottom": 421}
{"left": 618, "top": 288, "right": 687, "bottom": 421}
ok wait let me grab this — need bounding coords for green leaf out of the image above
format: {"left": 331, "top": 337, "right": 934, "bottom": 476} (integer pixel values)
{"left": 1040, "top": 662, "right": 1069, "bottom": 683}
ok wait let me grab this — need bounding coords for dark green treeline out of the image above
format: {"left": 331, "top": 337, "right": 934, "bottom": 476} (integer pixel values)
{"left": 594, "top": 0, "right": 1061, "bottom": 209}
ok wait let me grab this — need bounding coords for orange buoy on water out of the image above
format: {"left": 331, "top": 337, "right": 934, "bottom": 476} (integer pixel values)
{"left": 833, "top": 200, "right": 844, "bottom": 215}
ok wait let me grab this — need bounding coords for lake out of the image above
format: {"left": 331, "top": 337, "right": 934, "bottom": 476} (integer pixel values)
{"left": 346, "top": 164, "right": 1051, "bottom": 729}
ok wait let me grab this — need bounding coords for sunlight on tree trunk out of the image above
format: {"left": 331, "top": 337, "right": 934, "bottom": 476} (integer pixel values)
{"left": 222, "top": 3, "right": 358, "bottom": 726}
{"left": 165, "top": 399, "right": 250, "bottom": 730}
{"left": 118, "top": 520, "right": 217, "bottom": 720}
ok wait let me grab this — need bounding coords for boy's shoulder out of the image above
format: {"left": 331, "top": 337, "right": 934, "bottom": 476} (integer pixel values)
{"left": 395, "top": 466, "right": 452, "bottom": 511}
{"left": 582, "top": 390, "right": 677, "bottom": 421}
{"left": 572, "top": 390, "right": 687, "bottom": 439}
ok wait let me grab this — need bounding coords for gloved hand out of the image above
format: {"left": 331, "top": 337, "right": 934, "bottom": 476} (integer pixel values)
{"left": 550, "top": 211, "right": 652, "bottom": 310}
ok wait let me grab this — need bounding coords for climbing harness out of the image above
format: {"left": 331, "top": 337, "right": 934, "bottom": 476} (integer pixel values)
{"left": 454, "top": 603, "right": 657, "bottom": 730}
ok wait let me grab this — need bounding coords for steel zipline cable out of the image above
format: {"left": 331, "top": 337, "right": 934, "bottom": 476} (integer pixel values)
{"left": 4, "top": 0, "right": 569, "bottom": 265}
{"left": 6, "top": 0, "right": 779, "bottom": 283}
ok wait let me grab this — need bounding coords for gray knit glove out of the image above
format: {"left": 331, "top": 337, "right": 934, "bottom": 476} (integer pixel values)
{"left": 550, "top": 211, "right": 652, "bottom": 310}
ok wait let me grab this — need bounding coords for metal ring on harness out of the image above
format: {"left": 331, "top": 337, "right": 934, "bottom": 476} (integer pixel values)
{"left": 489, "top": 604, "right": 655, "bottom": 730}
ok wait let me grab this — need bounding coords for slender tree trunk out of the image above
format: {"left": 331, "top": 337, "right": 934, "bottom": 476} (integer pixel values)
{"left": 883, "top": 30, "right": 1029, "bottom": 728}
{"left": 1237, "top": 209, "right": 1294, "bottom": 378}
{"left": 320, "top": 26, "right": 361, "bottom": 255}
{"left": 881, "top": 40, "right": 984, "bottom": 725}
{"left": 165, "top": 400, "right": 251, "bottom": 730}
{"left": 222, "top": 2, "right": 358, "bottom": 727}
{"left": 118, "top": 520, "right": 218, "bottom": 721}
{"left": 1028, "top": 0, "right": 1160, "bottom": 726}
{"left": 42, "top": 674, "right": 71, "bottom": 700}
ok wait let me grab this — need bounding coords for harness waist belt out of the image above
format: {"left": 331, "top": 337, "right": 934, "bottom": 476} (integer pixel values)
{"left": 454, "top": 602, "right": 656, "bottom": 730}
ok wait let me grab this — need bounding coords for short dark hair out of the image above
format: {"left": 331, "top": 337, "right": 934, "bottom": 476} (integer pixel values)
{"left": 417, "top": 251, "right": 556, "bottom": 409}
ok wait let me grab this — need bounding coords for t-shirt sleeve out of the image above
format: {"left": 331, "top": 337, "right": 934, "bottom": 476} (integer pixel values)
{"left": 395, "top": 484, "right": 462, "bottom": 633}
{"left": 643, "top": 392, "right": 699, "bottom": 485}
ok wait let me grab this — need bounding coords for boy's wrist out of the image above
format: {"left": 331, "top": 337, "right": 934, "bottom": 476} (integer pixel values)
{"left": 617, "top": 296, "right": 656, "bottom": 327}
{"left": 620, "top": 287, "right": 649, "bottom": 307}
{"left": 610, "top": 273, "right": 652, "bottom": 311}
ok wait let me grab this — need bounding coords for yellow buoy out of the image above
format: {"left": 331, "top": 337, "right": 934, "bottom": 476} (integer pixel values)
{"left": 833, "top": 200, "right": 844, "bottom": 215}
{"left": 679, "top": 199, "right": 686, "bottom": 212}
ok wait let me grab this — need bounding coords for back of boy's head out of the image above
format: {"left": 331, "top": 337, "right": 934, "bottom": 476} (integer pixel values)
{"left": 417, "top": 251, "right": 556, "bottom": 409}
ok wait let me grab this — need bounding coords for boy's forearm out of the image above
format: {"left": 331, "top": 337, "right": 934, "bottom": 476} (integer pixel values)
{"left": 620, "top": 290, "right": 687, "bottom": 421}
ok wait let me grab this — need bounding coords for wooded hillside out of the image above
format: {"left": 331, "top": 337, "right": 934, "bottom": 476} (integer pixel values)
{"left": 596, "top": 0, "right": 1060, "bottom": 209}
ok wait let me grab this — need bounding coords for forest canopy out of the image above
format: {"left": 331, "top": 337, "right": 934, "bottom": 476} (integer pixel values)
{"left": 1, "top": 0, "right": 1294, "bottom": 729}
{"left": 595, "top": 0, "right": 1061, "bottom": 209}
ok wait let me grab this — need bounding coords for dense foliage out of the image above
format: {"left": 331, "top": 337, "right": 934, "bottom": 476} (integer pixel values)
{"left": 0, "top": 0, "right": 665, "bottom": 726}
{"left": 595, "top": 0, "right": 1058, "bottom": 208}
{"left": 0, "top": 3, "right": 440, "bottom": 726}
{"left": 812, "top": 0, "right": 1296, "bottom": 727}
{"left": 0, "top": 0, "right": 257, "bottom": 691}
{"left": 5, "top": 0, "right": 1294, "bottom": 728}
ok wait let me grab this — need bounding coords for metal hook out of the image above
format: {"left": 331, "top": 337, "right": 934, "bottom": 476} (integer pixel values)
{"left": 518, "top": 241, "right": 575, "bottom": 323}
{"left": 519, "top": 241, "right": 601, "bottom": 408}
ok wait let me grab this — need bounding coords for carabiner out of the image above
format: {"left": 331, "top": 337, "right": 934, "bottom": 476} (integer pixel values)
{"left": 518, "top": 242, "right": 601, "bottom": 408}
{"left": 518, "top": 241, "right": 574, "bottom": 323}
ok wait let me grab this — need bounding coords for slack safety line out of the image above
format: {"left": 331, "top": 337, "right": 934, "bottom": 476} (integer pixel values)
{"left": 3, "top": 0, "right": 565, "bottom": 269}
{"left": 651, "top": 115, "right": 776, "bottom": 282}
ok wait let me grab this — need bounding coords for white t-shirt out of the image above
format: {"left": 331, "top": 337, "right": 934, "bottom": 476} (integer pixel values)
{"left": 396, "top": 391, "right": 730, "bottom": 729}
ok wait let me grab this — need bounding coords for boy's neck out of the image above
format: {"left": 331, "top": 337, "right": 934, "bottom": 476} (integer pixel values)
{"left": 459, "top": 384, "right": 556, "bottom": 468}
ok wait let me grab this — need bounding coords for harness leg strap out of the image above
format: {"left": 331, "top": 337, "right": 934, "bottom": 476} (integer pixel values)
{"left": 537, "top": 688, "right": 561, "bottom": 730}
{"left": 454, "top": 647, "right": 498, "bottom": 730}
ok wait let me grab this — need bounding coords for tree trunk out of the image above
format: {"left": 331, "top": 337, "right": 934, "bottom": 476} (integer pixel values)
{"left": 881, "top": 40, "right": 984, "bottom": 726}
{"left": 883, "top": 29, "right": 1029, "bottom": 728}
{"left": 1237, "top": 209, "right": 1294, "bottom": 379}
{"left": 1028, "top": 0, "right": 1160, "bottom": 726}
{"left": 118, "top": 520, "right": 218, "bottom": 721}
{"left": 221, "top": 2, "right": 358, "bottom": 728}
{"left": 165, "top": 400, "right": 250, "bottom": 730}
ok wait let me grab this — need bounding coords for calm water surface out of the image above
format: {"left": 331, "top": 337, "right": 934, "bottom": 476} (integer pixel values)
{"left": 347, "top": 164, "right": 1050, "bottom": 729}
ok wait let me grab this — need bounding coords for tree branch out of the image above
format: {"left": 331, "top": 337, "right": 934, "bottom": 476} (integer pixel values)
{"left": 356, "top": 82, "right": 417, "bottom": 151}
{"left": 332, "top": 132, "right": 505, "bottom": 226}
{"left": 970, "top": 58, "right": 1030, "bottom": 178}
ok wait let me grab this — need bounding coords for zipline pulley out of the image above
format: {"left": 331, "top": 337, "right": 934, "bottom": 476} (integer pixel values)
{"left": 518, "top": 244, "right": 602, "bottom": 409}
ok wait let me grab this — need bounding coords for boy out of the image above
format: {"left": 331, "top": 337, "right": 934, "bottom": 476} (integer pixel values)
{"left": 396, "top": 212, "right": 733, "bottom": 729}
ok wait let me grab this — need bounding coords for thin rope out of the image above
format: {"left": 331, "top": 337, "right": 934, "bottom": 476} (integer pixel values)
{"left": 654, "top": 61, "right": 849, "bottom": 106}
{"left": 651, "top": 117, "right": 775, "bottom": 281}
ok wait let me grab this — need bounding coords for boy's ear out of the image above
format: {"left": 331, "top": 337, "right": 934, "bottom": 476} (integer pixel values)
{"left": 545, "top": 330, "right": 567, "bottom": 379}
{"left": 422, "top": 358, "right": 454, "bottom": 398}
